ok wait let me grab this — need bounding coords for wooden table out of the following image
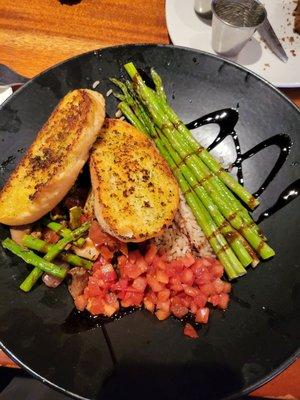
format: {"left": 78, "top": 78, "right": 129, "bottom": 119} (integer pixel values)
{"left": 0, "top": 0, "right": 299, "bottom": 398}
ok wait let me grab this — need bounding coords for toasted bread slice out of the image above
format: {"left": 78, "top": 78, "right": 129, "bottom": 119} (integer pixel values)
{"left": 0, "top": 89, "right": 105, "bottom": 225}
{"left": 90, "top": 119, "right": 179, "bottom": 242}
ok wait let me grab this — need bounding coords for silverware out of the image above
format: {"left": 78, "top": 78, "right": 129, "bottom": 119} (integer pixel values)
{"left": 258, "top": 18, "right": 288, "bottom": 63}
{"left": 0, "top": 63, "right": 28, "bottom": 88}
{"left": 211, "top": 0, "right": 266, "bottom": 57}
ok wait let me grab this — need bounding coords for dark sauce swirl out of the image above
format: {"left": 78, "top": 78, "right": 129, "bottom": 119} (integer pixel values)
{"left": 187, "top": 108, "right": 298, "bottom": 221}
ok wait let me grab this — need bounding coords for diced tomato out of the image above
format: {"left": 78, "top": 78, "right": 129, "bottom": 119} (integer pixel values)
{"left": 217, "top": 293, "right": 230, "bottom": 310}
{"left": 132, "top": 277, "right": 147, "bottom": 292}
{"left": 170, "top": 303, "right": 188, "bottom": 318}
{"left": 129, "top": 249, "right": 141, "bottom": 263}
{"left": 87, "top": 297, "right": 106, "bottom": 315}
{"left": 184, "top": 286, "right": 200, "bottom": 297}
{"left": 146, "top": 290, "right": 156, "bottom": 303}
{"left": 213, "top": 278, "right": 224, "bottom": 294}
{"left": 79, "top": 214, "right": 91, "bottom": 224}
{"left": 44, "top": 230, "right": 60, "bottom": 244}
{"left": 156, "top": 299, "right": 170, "bottom": 312}
{"left": 123, "top": 262, "right": 144, "bottom": 279}
{"left": 189, "top": 301, "right": 197, "bottom": 314}
{"left": 155, "top": 310, "right": 170, "bottom": 320}
{"left": 209, "top": 294, "right": 220, "bottom": 307}
{"left": 93, "top": 260, "right": 105, "bottom": 271}
{"left": 211, "top": 262, "right": 224, "bottom": 278}
{"left": 195, "top": 271, "right": 211, "bottom": 285}
{"left": 74, "top": 294, "right": 87, "bottom": 311}
{"left": 118, "top": 255, "right": 127, "bottom": 268}
{"left": 117, "top": 291, "right": 126, "bottom": 300}
{"left": 192, "top": 258, "right": 212, "bottom": 271}
{"left": 147, "top": 275, "right": 165, "bottom": 292}
{"left": 96, "top": 293, "right": 119, "bottom": 316}
{"left": 156, "top": 270, "right": 169, "bottom": 284}
{"left": 105, "top": 292, "right": 118, "bottom": 305}
{"left": 86, "top": 281, "right": 103, "bottom": 297}
{"left": 193, "top": 293, "right": 207, "bottom": 308}
{"left": 199, "top": 282, "right": 215, "bottom": 296}
{"left": 180, "top": 295, "right": 191, "bottom": 308}
{"left": 145, "top": 244, "right": 157, "bottom": 264}
{"left": 157, "top": 289, "right": 170, "bottom": 302}
{"left": 119, "top": 242, "right": 128, "bottom": 256}
{"left": 183, "top": 323, "right": 198, "bottom": 338}
{"left": 99, "top": 264, "right": 117, "bottom": 283}
{"left": 135, "top": 257, "right": 148, "bottom": 273}
{"left": 103, "top": 301, "right": 119, "bottom": 317}
{"left": 180, "top": 268, "right": 194, "bottom": 285}
{"left": 165, "top": 264, "right": 177, "bottom": 277}
{"left": 99, "top": 245, "right": 114, "bottom": 261}
{"left": 144, "top": 297, "right": 155, "bottom": 313}
{"left": 181, "top": 254, "right": 195, "bottom": 267}
{"left": 111, "top": 278, "right": 129, "bottom": 291}
{"left": 222, "top": 282, "right": 232, "bottom": 293}
{"left": 129, "top": 291, "right": 144, "bottom": 306}
{"left": 168, "top": 258, "right": 185, "bottom": 272}
{"left": 195, "top": 307, "right": 209, "bottom": 324}
{"left": 169, "top": 276, "right": 184, "bottom": 292}
{"left": 153, "top": 256, "right": 167, "bottom": 271}
{"left": 89, "top": 220, "right": 117, "bottom": 249}
{"left": 205, "top": 257, "right": 217, "bottom": 266}
{"left": 121, "top": 291, "right": 143, "bottom": 307}
{"left": 75, "top": 247, "right": 231, "bottom": 338}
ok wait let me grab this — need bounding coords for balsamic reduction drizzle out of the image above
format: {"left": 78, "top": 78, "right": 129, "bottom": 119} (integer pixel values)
{"left": 186, "top": 108, "right": 298, "bottom": 215}
{"left": 232, "top": 134, "right": 292, "bottom": 198}
{"left": 186, "top": 108, "right": 244, "bottom": 183}
{"left": 256, "top": 179, "right": 300, "bottom": 224}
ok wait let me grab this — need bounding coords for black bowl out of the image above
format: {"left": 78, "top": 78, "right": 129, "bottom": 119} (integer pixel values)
{"left": 0, "top": 44, "right": 299, "bottom": 400}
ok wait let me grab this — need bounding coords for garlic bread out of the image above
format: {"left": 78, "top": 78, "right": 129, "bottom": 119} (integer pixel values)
{"left": 0, "top": 89, "right": 105, "bottom": 225}
{"left": 90, "top": 119, "right": 179, "bottom": 242}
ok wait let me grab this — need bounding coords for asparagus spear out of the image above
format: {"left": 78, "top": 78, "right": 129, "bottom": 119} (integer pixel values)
{"left": 125, "top": 64, "right": 263, "bottom": 236}
{"left": 155, "top": 139, "right": 246, "bottom": 279}
{"left": 118, "top": 102, "right": 146, "bottom": 133}
{"left": 22, "top": 235, "right": 93, "bottom": 270}
{"left": 46, "top": 219, "right": 86, "bottom": 247}
{"left": 159, "top": 132, "right": 256, "bottom": 267}
{"left": 125, "top": 62, "right": 259, "bottom": 209}
{"left": 43, "top": 219, "right": 71, "bottom": 237}
{"left": 115, "top": 95, "right": 248, "bottom": 277}
{"left": 122, "top": 63, "right": 274, "bottom": 259}
{"left": 20, "top": 222, "right": 91, "bottom": 292}
{"left": 44, "top": 222, "right": 90, "bottom": 261}
{"left": 111, "top": 81, "right": 258, "bottom": 268}
{"left": 123, "top": 77, "right": 261, "bottom": 238}
{"left": 2, "top": 238, "right": 67, "bottom": 279}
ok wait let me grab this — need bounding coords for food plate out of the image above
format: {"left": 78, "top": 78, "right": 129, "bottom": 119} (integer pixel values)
{"left": 166, "top": 0, "right": 300, "bottom": 87}
{"left": 0, "top": 44, "right": 299, "bottom": 400}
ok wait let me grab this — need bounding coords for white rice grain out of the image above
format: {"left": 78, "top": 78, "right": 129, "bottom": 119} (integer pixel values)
{"left": 92, "top": 80, "right": 100, "bottom": 89}
{"left": 153, "top": 192, "right": 214, "bottom": 260}
{"left": 106, "top": 89, "right": 113, "bottom": 97}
